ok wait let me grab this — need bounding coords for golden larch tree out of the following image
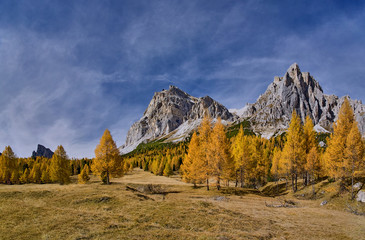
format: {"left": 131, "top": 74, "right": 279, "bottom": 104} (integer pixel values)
{"left": 50, "top": 145, "right": 70, "bottom": 184}
{"left": 197, "top": 114, "right": 213, "bottom": 190}
{"left": 78, "top": 164, "right": 90, "bottom": 184}
{"left": 208, "top": 118, "right": 231, "bottom": 190}
{"left": 345, "top": 121, "right": 364, "bottom": 199}
{"left": 282, "top": 110, "right": 305, "bottom": 192}
{"left": 324, "top": 98, "right": 355, "bottom": 189}
{"left": 181, "top": 132, "right": 204, "bottom": 187}
{"left": 92, "top": 129, "right": 124, "bottom": 184}
{"left": 230, "top": 125, "right": 250, "bottom": 187}
{"left": 0, "top": 146, "right": 17, "bottom": 184}
{"left": 303, "top": 115, "right": 317, "bottom": 185}
{"left": 306, "top": 147, "right": 321, "bottom": 195}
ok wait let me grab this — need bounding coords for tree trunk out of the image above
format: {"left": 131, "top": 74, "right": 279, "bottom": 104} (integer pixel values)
{"left": 106, "top": 171, "right": 110, "bottom": 185}
{"left": 217, "top": 177, "right": 221, "bottom": 190}
{"left": 291, "top": 175, "right": 295, "bottom": 192}
{"left": 206, "top": 178, "right": 209, "bottom": 191}
{"left": 351, "top": 161, "right": 354, "bottom": 200}
{"left": 311, "top": 174, "right": 315, "bottom": 196}
{"left": 294, "top": 174, "right": 298, "bottom": 192}
{"left": 235, "top": 170, "right": 238, "bottom": 188}
{"left": 240, "top": 167, "right": 244, "bottom": 188}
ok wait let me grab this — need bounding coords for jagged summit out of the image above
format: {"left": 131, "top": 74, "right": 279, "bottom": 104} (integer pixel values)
{"left": 121, "top": 63, "right": 365, "bottom": 153}
{"left": 121, "top": 86, "right": 235, "bottom": 153}
{"left": 32, "top": 144, "right": 54, "bottom": 159}
{"left": 240, "top": 63, "right": 365, "bottom": 138}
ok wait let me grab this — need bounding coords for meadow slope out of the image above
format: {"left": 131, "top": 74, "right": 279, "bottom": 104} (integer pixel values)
{"left": 0, "top": 169, "right": 364, "bottom": 240}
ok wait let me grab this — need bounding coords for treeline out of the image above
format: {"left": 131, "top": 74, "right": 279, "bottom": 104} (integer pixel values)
{"left": 125, "top": 141, "right": 187, "bottom": 176}
{"left": 0, "top": 145, "right": 92, "bottom": 185}
{"left": 0, "top": 129, "right": 129, "bottom": 186}
{"left": 181, "top": 98, "right": 365, "bottom": 196}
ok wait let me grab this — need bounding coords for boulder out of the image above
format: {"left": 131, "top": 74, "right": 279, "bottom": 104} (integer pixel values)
{"left": 356, "top": 191, "right": 365, "bottom": 203}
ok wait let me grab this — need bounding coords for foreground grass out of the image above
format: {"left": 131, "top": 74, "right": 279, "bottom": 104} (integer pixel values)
{"left": 0, "top": 169, "right": 364, "bottom": 240}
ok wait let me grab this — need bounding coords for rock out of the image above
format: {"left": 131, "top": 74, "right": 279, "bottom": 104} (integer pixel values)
{"left": 356, "top": 191, "right": 365, "bottom": 203}
{"left": 121, "top": 64, "right": 365, "bottom": 153}
{"left": 240, "top": 63, "right": 365, "bottom": 138}
{"left": 320, "top": 200, "right": 328, "bottom": 206}
{"left": 213, "top": 196, "right": 228, "bottom": 201}
{"left": 31, "top": 144, "right": 54, "bottom": 159}
{"left": 353, "top": 182, "right": 363, "bottom": 190}
{"left": 121, "top": 85, "right": 235, "bottom": 153}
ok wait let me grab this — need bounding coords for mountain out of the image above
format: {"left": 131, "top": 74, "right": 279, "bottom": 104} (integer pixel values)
{"left": 121, "top": 63, "right": 365, "bottom": 153}
{"left": 121, "top": 85, "right": 235, "bottom": 153}
{"left": 238, "top": 63, "right": 365, "bottom": 138}
{"left": 32, "top": 144, "right": 54, "bottom": 159}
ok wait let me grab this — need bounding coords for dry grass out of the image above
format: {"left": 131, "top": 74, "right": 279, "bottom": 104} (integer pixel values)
{"left": 0, "top": 169, "right": 364, "bottom": 240}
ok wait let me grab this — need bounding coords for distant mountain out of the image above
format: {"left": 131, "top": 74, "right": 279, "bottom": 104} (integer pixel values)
{"left": 237, "top": 63, "right": 365, "bottom": 138}
{"left": 121, "top": 63, "right": 365, "bottom": 153}
{"left": 32, "top": 144, "right": 54, "bottom": 158}
{"left": 120, "top": 85, "right": 235, "bottom": 153}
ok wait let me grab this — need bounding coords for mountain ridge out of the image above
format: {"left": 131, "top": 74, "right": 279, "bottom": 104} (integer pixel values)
{"left": 121, "top": 63, "right": 365, "bottom": 153}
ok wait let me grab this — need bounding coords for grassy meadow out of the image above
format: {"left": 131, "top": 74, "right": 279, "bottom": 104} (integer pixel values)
{"left": 0, "top": 168, "right": 364, "bottom": 240}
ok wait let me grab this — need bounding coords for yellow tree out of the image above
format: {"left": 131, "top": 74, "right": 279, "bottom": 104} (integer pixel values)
{"left": 345, "top": 121, "right": 364, "bottom": 199}
{"left": 324, "top": 98, "right": 354, "bottom": 189}
{"left": 78, "top": 164, "right": 90, "bottom": 184}
{"left": 271, "top": 147, "right": 282, "bottom": 185}
{"left": 208, "top": 118, "right": 231, "bottom": 190}
{"left": 181, "top": 132, "right": 204, "bottom": 187}
{"left": 306, "top": 147, "right": 321, "bottom": 195}
{"left": 92, "top": 129, "right": 124, "bottom": 184}
{"left": 20, "top": 168, "right": 30, "bottom": 184}
{"left": 282, "top": 110, "right": 305, "bottom": 192}
{"left": 0, "top": 146, "right": 17, "bottom": 184}
{"left": 230, "top": 125, "right": 250, "bottom": 187}
{"left": 303, "top": 115, "right": 317, "bottom": 185}
{"left": 197, "top": 114, "right": 213, "bottom": 190}
{"left": 50, "top": 145, "right": 70, "bottom": 184}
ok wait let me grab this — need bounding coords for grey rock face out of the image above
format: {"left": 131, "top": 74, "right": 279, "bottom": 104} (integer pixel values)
{"left": 242, "top": 63, "right": 365, "bottom": 137}
{"left": 32, "top": 144, "right": 54, "bottom": 159}
{"left": 357, "top": 190, "right": 365, "bottom": 203}
{"left": 123, "top": 85, "right": 235, "bottom": 151}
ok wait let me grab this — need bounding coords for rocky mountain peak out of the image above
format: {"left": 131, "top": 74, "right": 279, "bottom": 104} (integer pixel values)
{"left": 240, "top": 63, "right": 365, "bottom": 138}
{"left": 32, "top": 144, "right": 54, "bottom": 159}
{"left": 122, "top": 86, "right": 235, "bottom": 153}
{"left": 286, "top": 62, "right": 301, "bottom": 79}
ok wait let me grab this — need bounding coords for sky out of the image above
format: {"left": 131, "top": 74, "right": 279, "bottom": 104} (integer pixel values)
{"left": 0, "top": 0, "right": 364, "bottom": 158}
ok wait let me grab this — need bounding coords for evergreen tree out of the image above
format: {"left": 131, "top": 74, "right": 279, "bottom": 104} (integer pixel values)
{"left": 50, "top": 145, "right": 70, "bottom": 184}
{"left": 92, "top": 129, "right": 124, "bottom": 184}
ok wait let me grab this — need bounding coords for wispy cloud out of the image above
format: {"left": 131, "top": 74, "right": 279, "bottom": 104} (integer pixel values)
{"left": 0, "top": 1, "right": 364, "bottom": 157}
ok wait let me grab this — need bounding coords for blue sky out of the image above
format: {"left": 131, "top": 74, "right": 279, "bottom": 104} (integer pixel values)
{"left": 0, "top": 0, "right": 364, "bottom": 158}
